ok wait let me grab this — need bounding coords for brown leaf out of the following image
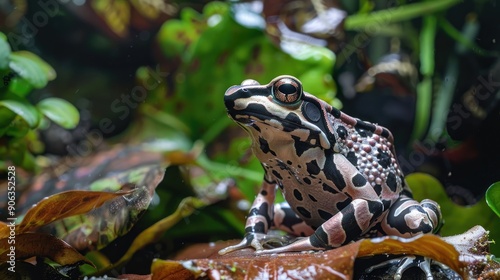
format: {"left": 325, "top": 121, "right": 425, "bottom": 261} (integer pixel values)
{"left": 0, "top": 222, "right": 8, "bottom": 233}
{"left": 160, "top": 232, "right": 479, "bottom": 279}
{"left": 0, "top": 190, "right": 127, "bottom": 237}
{"left": 0, "top": 232, "right": 91, "bottom": 265}
{"left": 118, "top": 274, "right": 153, "bottom": 280}
{"left": 106, "top": 197, "right": 207, "bottom": 271}
{"left": 152, "top": 242, "right": 360, "bottom": 279}
{"left": 358, "top": 234, "right": 467, "bottom": 278}
{"left": 173, "top": 241, "right": 235, "bottom": 260}
{"left": 152, "top": 260, "right": 197, "bottom": 280}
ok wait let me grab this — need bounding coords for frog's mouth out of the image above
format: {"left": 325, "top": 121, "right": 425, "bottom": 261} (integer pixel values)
{"left": 233, "top": 112, "right": 306, "bottom": 131}
{"left": 232, "top": 112, "right": 332, "bottom": 150}
{"left": 226, "top": 96, "right": 323, "bottom": 134}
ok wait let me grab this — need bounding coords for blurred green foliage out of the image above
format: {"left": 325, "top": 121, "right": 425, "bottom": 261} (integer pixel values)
{"left": 0, "top": 32, "right": 79, "bottom": 170}
{"left": 148, "top": 2, "right": 338, "bottom": 140}
{"left": 136, "top": 2, "right": 338, "bottom": 200}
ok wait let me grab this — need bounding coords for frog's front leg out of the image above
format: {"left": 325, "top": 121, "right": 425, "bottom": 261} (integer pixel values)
{"left": 218, "top": 177, "right": 277, "bottom": 255}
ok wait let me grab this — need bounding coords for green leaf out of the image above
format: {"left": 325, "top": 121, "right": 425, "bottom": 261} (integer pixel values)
{"left": 156, "top": 2, "right": 337, "bottom": 140}
{"left": 407, "top": 172, "right": 500, "bottom": 256}
{"left": 8, "top": 77, "right": 33, "bottom": 97}
{"left": 37, "top": 98, "right": 80, "bottom": 129}
{"left": 9, "top": 51, "right": 55, "bottom": 89}
{"left": 6, "top": 138, "right": 28, "bottom": 166}
{"left": 0, "top": 34, "right": 11, "bottom": 69}
{"left": 0, "top": 99, "right": 40, "bottom": 128}
{"left": 0, "top": 107, "right": 16, "bottom": 128}
{"left": 4, "top": 117, "right": 30, "bottom": 138}
{"left": 486, "top": 182, "right": 500, "bottom": 218}
{"left": 14, "top": 51, "right": 56, "bottom": 80}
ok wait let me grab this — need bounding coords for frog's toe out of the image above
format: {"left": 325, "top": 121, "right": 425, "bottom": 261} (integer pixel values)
{"left": 393, "top": 256, "right": 432, "bottom": 280}
{"left": 254, "top": 236, "right": 323, "bottom": 255}
{"left": 219, "top": 234, "right": 265, "bottom": 255}
{"left": 366, "top": 255, "right": 452, "bottom": 280}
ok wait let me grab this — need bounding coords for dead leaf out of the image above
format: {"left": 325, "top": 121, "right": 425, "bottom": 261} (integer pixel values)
{"left": 107, "top": 197, "right": 207, "bottom": 271}
{"left": 152, "top": 242, "right": 360, "bottom": 279}
{"left": 4, "top": 190, "right": 127, "bottom": 236}
{"left": 0, "top": 232, "right": 91, "bottom": 266}
{"left": 155, "top": 229, "right": 491, "bottom": 279}
{"left": 358, "top": 234, "right": 466, "bottom": 277}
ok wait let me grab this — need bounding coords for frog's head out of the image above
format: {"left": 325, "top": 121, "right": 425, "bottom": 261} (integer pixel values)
{"left": 224, "top": 75, "right": 337, "bottom": 151}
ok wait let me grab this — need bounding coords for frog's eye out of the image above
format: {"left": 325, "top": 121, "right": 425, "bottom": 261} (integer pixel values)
{"left": 272, "top": 77, "right": 303, "bottom": 105}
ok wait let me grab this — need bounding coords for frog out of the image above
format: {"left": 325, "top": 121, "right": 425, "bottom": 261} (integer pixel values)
{"left": 219, "top": 75, "right": 443, "bottom": 277}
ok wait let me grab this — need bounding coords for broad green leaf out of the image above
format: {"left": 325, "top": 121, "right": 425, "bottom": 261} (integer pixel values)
{"left": 37, "top": 97, "right": 80, "bottom": 129}
{"left": 486, "top": 182, "right": 500, "bottom": 218}
{"left": 14, "top": 50, "right": 57, "bottom": 80}
{"left": 0, "top": 34, "right": 11, "bottom": 69}
{"left": 407, "top": 172, "right": 500, "bottom": 255}
{"left": 9, "top": 52, "right": 52, "bottom": 89}
{"left": 0, "top": 99, "right": 40, "bottom": 128}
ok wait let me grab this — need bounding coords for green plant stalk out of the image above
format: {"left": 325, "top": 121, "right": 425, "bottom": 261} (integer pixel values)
{"left": 411, "top": 15, "right": 436, "bottom": 140}
{"left": 197, "top": 155, "right": 262, "bottom": 183}
{"left": 428, "top": 17, "right": 479, "bottom": 140}
{"left": 140, "top": 103, "right": 191, "bottom": 135}
{"left": 345, "top": 0, "right": 461, "bottom": 30}
{"left": 201, "top": 116, "right": 233, "bottom": 145}
{"left": 438, "top": 17, "right": 498, "bottom": 57}
{"left": 428, "top": 57, "right": 458, "bottom": 140}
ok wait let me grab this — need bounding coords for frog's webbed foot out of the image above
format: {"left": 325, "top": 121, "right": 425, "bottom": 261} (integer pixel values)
{"left": 218, "top": 232, "right": 292, "bottom": 255}
{"left": 366, "top": 256, "right": 451, "bottom": 280}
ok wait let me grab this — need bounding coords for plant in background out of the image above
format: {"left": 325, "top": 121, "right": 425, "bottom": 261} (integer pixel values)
{"left": 0, "top": 32, "right": 79, "bottom": 171}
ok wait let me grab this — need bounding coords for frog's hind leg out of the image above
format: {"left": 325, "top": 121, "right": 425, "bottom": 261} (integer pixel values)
{"left": 368, "top": 195, "right": 444, "bottom": 279}
{"left": 380, "top": 195, "right": 443, "bottom": 236}
{"left": 256, "top": 198, "right": 385, "bottom": 254}
{"left": 272, "top": 202, "right": 315, "bottom": 237}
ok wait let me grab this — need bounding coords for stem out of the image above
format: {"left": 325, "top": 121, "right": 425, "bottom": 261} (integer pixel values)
{"left": 344, "top": 0, "right": 461, "bottom": 30}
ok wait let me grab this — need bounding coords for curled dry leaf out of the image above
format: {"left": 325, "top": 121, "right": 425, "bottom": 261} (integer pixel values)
{"left": 0, "top": 232, "right": 91, "bottom": 266}
{"left": 358, "top": 234, "right": 466, "bottom": 277}
{"left": 152, "top": 242, "right": 360, "bottom": 279}
{"left": 0, "top": 190, "right": 128, "bottom": 238}
{"left": 108, "top": 197, "right": 207, "bottom": 270}
{"left": 149, "top": 228, "right": 497, "bottom": 279}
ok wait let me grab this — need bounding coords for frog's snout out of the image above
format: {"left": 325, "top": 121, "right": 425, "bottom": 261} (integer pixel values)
{"left": 241, "top": 79, "right": 260, "bottom": 86}
{"left": 225, "top": 79, "right": 261, "bottom": 96}
{"left": 225, "top": 85, "right": 240, "bottom": 96}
